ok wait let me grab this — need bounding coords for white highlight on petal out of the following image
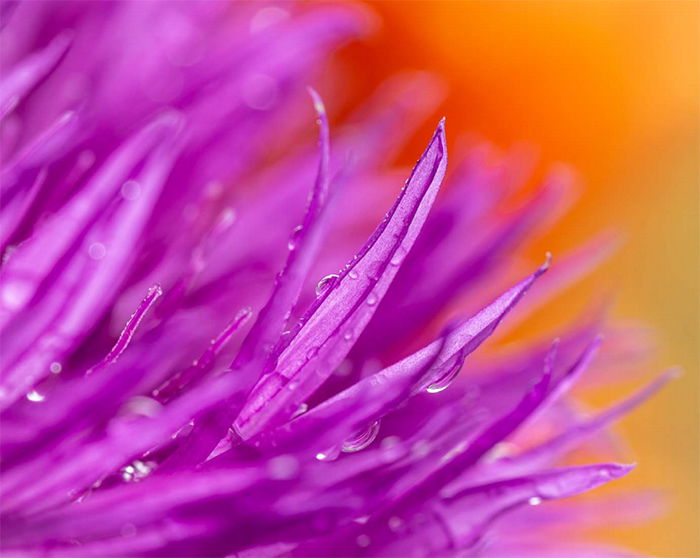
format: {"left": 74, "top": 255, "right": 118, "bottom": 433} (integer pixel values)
{"left": 26, "top": 390, "right": 45, "bottom": 402}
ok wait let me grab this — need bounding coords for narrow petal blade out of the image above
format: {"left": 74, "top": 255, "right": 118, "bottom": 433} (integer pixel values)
{"left": 236, "top": 120, "right": 448, "bottom": 438}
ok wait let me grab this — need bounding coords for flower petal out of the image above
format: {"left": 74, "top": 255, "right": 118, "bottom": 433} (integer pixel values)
{"left": 236, "top": 120, "right": 448, "bottom": 438}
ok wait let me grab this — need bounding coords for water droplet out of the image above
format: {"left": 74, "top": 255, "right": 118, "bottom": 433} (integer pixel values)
{"left": 249, "top": 6, "right": 289, "bottom": 34}
{"left": 315, "top": 273, "right": 339, "bottom": 296}
{"left": 334, "top": 360, "right": 352, "bottom": 377}
{"left": 411, "top": 440, "right": 431, "bottom": 458}
{"left": 356, "top": 534, "right": 371, "bottom": 548}
{"left": 426, "top": 358, "right": 463, "bottom": 393}
{"left": 88, "top": 242, "right": 106, "bottom": 260}
{"left": 484, "top": 441, "right": 517, "bottom": 463}
{"left": 366, "top": 293, "right": 378, "bottom": 306}
{"left": 381, "top": 436, "right": 400, "bottom": 450}
{"left": 122, "top": 396, "right": 162, "bottom": 418}
{"left": 388, "top": 516, "right": 405, "bottom": 532}
{"left": 288, "top": 225, "right": 303, "bottom": 250}
{"left": 390, "top": 251, "right": 405, "bottom": 266}
{"left": 528, "top": 496, "right": 542, "bottom": 506}
{"left": 26, "top": 390, "right": 44, "bottom": 402}
{"left": 121, "top": 460, "right": 155, "bottom": 482}
{"left": 205, "top": 180, "right": 223, "bottom": 198}
{"left": 342, "top": 420, "right": 380, "bottom": 453}
{"left": 241, "top": 73, "right": 279, "bottom": 111}
{"left": 292, "top": 402, "right": 308, "bottom": 418}
{"left": 343, "top": 330, "right": 354, "bottom": 342}
{"left": 315, "top": 446, "right": 340, "bottom": 461}
{"left": 366, "top": 261, "right": 383, "bottom": 281}
{"left": 267, "top": 454, "right": 299, "bottom": 480}
{"left": 120, "top": 180, "right": 141, "bottom": 201}
{"left": 348, "top": 269, "right": 358, "bottom": 280}
{"left": 49, "top": 362, "right": 62, "bottom": 374}
{"left": 121, "top": 465, "right": 135, "bottom": 481}
{"left": 216, "top": 207, "right": 236, "bottom": 230}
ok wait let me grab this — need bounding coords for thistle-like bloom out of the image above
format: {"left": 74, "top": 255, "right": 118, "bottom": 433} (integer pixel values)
{"left": 0, "top": 3, "right": 670, "bottom": 557}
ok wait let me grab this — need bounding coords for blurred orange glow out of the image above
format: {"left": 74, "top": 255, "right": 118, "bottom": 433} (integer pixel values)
{"left": 341, "top": 1, "right": 699, "bottom": 556}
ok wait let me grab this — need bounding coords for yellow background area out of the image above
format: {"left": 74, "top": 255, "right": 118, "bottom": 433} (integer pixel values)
{"left": 343, "top": 1, "right": 698, "bottom": 556}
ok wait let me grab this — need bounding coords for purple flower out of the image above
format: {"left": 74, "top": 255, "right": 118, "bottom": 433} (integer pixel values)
{"left": 0, "top": 2, "right": 671, "bottom": 557}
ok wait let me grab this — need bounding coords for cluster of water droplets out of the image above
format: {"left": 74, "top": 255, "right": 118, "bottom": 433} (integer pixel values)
{"left": 120, "top": 459, "right": 156, "bottom": 482}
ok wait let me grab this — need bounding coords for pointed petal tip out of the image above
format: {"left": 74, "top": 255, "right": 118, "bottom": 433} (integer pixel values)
{"left": 147, "top": 284, "right": 163, "bottom": 297}
{"left": 541, "top": 251, "right": 553, "bottom": 272}
{"left": 609, "top": 462, "right": 637, "bottom": 478}
{"left": 307, "top": 87, "right": 326, "bottom": 116}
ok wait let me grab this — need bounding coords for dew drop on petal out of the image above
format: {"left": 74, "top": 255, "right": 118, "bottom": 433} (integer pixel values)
{"left": 286, "top": 379, "right": 300, "bottom": 391}
{"left": 26, "top": 390, "right": 44, "bottom": 402}
{"left": 366, "top": 293, "right": 378, "bottom": 306}
{"left": 426, "top": 358, "right": 463, "bottom": 393}
{"left": 88, "top": 242, "right": 107, "bottom": 260}
{"left": 267, "top": 454, "right": 299, "bottom": 480}
{"left": 288, "top": 225, "right": 303, "bottom": 250}
{"left": 249, "top": 6, "right": 289, "bottom": 34}
{"left": 315, "top": 273, "right": 339, "bottom": 296}
{"left": 121, "top": 465, "right": 135, "bottom": 481}
{"left": 121, "top": 460, "right": 155, "bottom": 482}
{"left": 49, "top": 361, "right": 62, "bottom": 374}
{"left": 356, "top": 534, "right": 371, "bottom": 548}
{"left": 411, "top": 439, "right": 431, "bottom": 458}
{"left": 292, "top": 402, "right": 308, "bottom": 418}
{"left": 241, "top": 73, "right": 279, "bottom": 111}
{"left": 381, "top": 435, "right": 400, "bottom": 450}
{"left": 120, "top": 180, "right": 141, "bottom": 200}
{"left": 343, "top": 330, "right": 354, "bottom": 342}
{"left": 342, "top": 420, "right": 381, "bottom": 453}
{"left": 334, "top": 360, "right": 352, "bottom": 377}
{"left": 122, "top": 395, "right": 163, "bottom": 418}
{"left": 315, "top": 446, "right": 340, "bottom": 461}
{"left": 388, "top": 516, "right": 405, "bottom": 532}
{"left": 348, "top": 269, "right": 358, "bottom": 280}
{"left": 390, "top": 248, "right": 406, "bottom": 266}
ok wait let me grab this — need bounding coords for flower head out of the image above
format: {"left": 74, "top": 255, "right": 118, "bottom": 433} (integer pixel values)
{"left": 0, "top": 2, "right": 669, "bottom": 557}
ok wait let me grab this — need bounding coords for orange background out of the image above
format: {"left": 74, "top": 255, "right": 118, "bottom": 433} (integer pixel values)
{"left": 341, "top": 1, "right": 699, "bottom": 556}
